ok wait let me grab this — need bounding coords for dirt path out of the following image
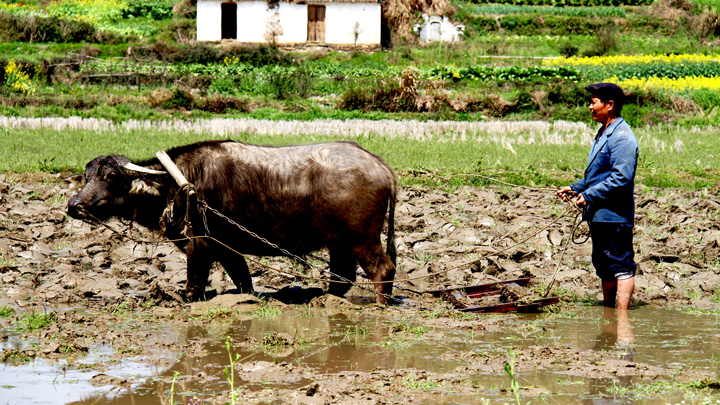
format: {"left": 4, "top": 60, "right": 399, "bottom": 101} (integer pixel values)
{"left": 1, "top": 172, "right": 719, "bottom": 403}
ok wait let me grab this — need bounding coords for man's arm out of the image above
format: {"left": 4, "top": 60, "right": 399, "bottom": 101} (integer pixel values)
{"left": 582, "top": 132, "right": 638, "bottom": 206}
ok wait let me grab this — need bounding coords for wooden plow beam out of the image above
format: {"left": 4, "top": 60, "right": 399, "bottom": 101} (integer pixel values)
{"left": 424, "top": 278, "right": 560, "bottom": 313}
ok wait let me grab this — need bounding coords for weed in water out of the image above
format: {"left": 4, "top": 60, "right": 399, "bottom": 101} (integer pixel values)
{"left": 389, "top": 316, "right": 426, "bottom": 334}
{"left": 223, "top": 336, "right": 241, "bottom": 405}
{"left": 111, "top": 298, "right": 132, "bottom": 315}
{"left": 204, "top": 305, "right": 235, "bottom": 320}
{"left": 168, "top": 371, "right": 180, "bottom": 405}
{"left": 261, "top": 331, "right": 293, "bottom": 349}
{"left": 253, "top": 304, "right": 281, "bottom": 319}
{"left": 504, "top": 348, "right": 521, "bottom": 405}
{"left": 345, "top": 324, "right": 370, "bottom": 338}
{"left": 607, "top": 381, "right": 632, "bottom": 398}
{"left": 402, "top": 375, "right": 442, "bottom": 391}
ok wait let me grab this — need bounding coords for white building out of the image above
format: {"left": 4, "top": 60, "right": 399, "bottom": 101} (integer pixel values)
{"left": 197, "top": 0, "right": 383, "bottom": 46}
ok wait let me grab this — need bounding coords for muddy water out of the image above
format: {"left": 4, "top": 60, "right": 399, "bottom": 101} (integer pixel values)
{"left": 3, "top": 305, "right": 719, "bottom": 404}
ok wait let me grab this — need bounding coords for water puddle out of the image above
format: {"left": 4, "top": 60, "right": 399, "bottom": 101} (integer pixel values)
{"left": 2, "top": 305, "right": 719, "bottom": 404}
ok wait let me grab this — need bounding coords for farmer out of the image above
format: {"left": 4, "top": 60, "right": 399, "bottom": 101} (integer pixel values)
{"left": 556, "top": 82, "right": 639, "bottom": 311}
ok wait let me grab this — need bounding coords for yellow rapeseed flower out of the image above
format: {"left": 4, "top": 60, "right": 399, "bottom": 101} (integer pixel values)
{"left": 606, "top": 75, "right": 720, "bottom": 92}
{"left": 544, "top": 54, "right": 720, "bottom": 67}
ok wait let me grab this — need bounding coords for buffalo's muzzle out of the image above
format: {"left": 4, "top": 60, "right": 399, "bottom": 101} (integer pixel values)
{"left": 67, "top": 197, "right": 87, "bottom": 219}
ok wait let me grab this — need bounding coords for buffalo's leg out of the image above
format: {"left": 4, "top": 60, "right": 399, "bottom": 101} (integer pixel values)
{"left": 186, "top": 240, "right": 212, "bottom": 302}
{"left": 217, "top": 248, "right": 254, "bottom": 294}
{"left": 355, "top": 241, "right": 396, "bottom": 305}
{"left": 328, "top": 244, "right": 357, "bottom": 297}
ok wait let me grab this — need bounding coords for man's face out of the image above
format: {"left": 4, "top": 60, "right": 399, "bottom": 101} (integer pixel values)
{"left": 589, "top": 95, "right": 613, "bottom": 124}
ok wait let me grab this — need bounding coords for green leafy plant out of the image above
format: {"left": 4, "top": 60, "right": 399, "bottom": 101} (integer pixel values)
{"left": 224, "top": 336, "right": 241, "bottom": 405}
{"left": 504, "top": 348, "right": 521, "bottom": 405}
{"left": 167, "top": 370, "right": 180, "bottom": 405}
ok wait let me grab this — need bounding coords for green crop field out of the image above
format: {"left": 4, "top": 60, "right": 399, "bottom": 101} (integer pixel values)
{"left": 0, "top": 0, "right": 719, "bottom": 188}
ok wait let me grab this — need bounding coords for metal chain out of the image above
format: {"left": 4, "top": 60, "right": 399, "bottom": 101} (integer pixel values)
{"left": 194, "top": 200, "right": 401, "bottom": 303}
{"left": 197, "top": 201, "right": 315, "bottom": 268}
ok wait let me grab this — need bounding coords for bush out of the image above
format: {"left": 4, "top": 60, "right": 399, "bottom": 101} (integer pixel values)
{"left": 337, "top": 85, "right": 374, "bottom": 111}
{"left": 161, "top": 18, "right": 195, "bottom": 44}
{"left": 4, "top": 59, "right": 38, "bottom": 95}
{"left": 0, "top": 11, "right": 97, "bottom": 43}
{"left": 465, "top": 14, "right": 601, "bottom": 36}
{"left": 689, "top": 89, "right": 720, "bottom": 111}
{"left": 167, "top": 42, "right": 218, "bottom": 64}
{"left": 547, "top": 82, "right": 587, "bottom": 108}
{"left": 558, "top": 42, "right": 579, "bottom": 57}
{"left": 122, "top": 0, "right": 175, "bottom": 20}
{"left": 149, "top": 87, "right": 195, "bottom": 109}
{"left": 220, "top": 44, "right": 295, "bottom": 67}
{"left": 267, "top": 65, "right": 313, "bottom": 100}
{"left": 468, "top": 0, "right": 653, "bottom": 5}
{"left": 198, "top": 95, "right": 249, "bottom": 113}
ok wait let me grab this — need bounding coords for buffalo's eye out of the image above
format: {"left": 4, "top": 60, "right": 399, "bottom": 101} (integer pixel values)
{"left": 104, "top": 172, "right": 121, "bottom": 181}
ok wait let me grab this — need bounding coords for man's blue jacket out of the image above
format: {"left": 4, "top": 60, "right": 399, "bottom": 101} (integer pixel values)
{"left": 570, "top": 117, "right": 639, "bottom": 224}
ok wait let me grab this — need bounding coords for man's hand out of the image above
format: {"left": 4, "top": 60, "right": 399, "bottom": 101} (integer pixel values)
{"left": 557, "top": 186, "right": 587, "bottom": 208}
{"left": 572, "top": 193, "right": 587, "bottom": 208}
{"left": 556, "top": 186, "right": 575, "bottom": 202}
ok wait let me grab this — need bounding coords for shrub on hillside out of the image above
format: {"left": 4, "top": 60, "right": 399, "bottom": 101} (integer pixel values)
{"left": 0, "top": 12, "right": 96, "bottom": 42}
{"left": 149, "top": 87, "right": 195, "bottom": 110}
{"left": 464, "top": 15, "right": 600, "bottom": 36}
{"left": 338, "top": 69, "right": 421, "bottom": 112}
{"left": 122, "top": 0, "right": 175, "bottom": 20}
{"left": 4, "top": 59, "right": 38, "bottom": 95}
{"left": 198, "top": 95, "right": 250, "bottom": 113}
{"left": 161, "top": 18, "right": 195, "bottom": 44}
{"left": 168, "top": 42, "right": 219, "bottom": 64}
{"left": 690, "top": 89, "right": 720, "bottom": 111}
{"left": 220, "top": 45, "right": 295, "bottom": 67}
{"left": 470, "top": 0, "right": 653, "bottom": 6}
{"left": 547, "top": 82, "right": 586, "bottom": 108}
{"left": 173, "top": 0, "right": 196, "bottom": 19}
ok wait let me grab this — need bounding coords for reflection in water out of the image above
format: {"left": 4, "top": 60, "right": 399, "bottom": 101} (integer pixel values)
{"left": 67, "top": 313, "right": 445, "bottom": 405}
{"left": 587, "top": 308, "right": 636, "bottom": 405}
{"left": 3, "top": 305, "right": 720, "bottom": 404}
{"left": 593, "top": 307, "right": 635, "bottom": 360}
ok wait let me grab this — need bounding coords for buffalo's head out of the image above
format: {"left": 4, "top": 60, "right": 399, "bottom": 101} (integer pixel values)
{"left": 67, "top": 155, "right": 167, "bottom": 221}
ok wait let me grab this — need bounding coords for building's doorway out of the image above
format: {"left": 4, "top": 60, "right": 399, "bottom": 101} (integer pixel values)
{"left": 307, "top": 5, "right": 325, "bottom": 42}
{"left": 221, "top": 2, "right": 238, "bottom": 39}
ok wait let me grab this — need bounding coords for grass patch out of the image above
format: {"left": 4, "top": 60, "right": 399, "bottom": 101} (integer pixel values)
{"left": 1, "top": 123, "right": 718, "bottom": 190}
{"left": 17, "top": 311, "right": 57, "bottom": 331}
{"left": 0, "top": 306, "right": 15, "bottom": 318}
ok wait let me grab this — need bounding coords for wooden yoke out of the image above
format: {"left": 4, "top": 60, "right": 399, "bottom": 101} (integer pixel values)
{"left": 157, "top": 150, "right": 198, "bottom": 237}
{"left": 156, "top": 150, "right": 194, "bottom": 195}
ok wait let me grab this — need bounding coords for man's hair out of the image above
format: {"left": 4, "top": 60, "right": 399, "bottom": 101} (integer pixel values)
{"left": 586, "top": 82, "right": 625, "bottom": 116}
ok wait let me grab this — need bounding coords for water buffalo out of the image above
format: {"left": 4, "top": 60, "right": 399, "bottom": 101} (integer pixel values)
{"left": 67, "top": 140, "right": 397, "bottom": 304}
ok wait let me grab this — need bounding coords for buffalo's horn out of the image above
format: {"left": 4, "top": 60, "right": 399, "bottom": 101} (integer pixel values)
{"left": 121, "top": 162, "right": 167, "bottom": 176}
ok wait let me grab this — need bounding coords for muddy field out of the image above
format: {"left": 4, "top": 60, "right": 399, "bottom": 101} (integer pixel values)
{"left": 1, "top": 172, "right": 719, "bottom": 404}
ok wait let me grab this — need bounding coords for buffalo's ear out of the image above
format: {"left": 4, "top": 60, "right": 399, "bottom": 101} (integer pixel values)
{"left": 63, "top": 174, "right": 85, "bottom": 187}
{"left": 130, "top": 179, "right": 162, "bottom": 196}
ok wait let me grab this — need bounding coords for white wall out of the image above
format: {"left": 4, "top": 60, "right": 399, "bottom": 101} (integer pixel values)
{"left": 326, "top": 3, "right": 381, "bottom": 45}
{"left": 197, "top": 1, "right": 381, "bottom": 45}
{"left": 197, "top": 0, "right": 222, "bottom": 41}
{"left": 236, "top": 2, "right": 307, "bottom": 43}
